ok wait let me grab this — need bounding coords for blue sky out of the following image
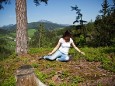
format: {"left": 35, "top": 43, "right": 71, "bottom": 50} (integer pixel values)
{"left": 0, "top": 0, "right": 113, "bottom": 27}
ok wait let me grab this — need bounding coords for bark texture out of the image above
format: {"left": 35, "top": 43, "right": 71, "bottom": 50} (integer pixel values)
{"left": 16, "top": 0, "right": 28, "bottom": 55}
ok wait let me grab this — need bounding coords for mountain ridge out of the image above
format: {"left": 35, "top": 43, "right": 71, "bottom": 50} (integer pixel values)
{"left": 0, "top": 20, "right": 69, "bottom": 31}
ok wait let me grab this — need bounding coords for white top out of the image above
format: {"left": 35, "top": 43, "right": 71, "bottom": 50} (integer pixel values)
{"left": 58, "top": 38, "right": 73, "bottom": 54}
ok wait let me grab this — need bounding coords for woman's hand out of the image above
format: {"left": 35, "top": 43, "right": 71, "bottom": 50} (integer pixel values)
{"left": 48, "top": 52, "right": 52, "bottom": 56}
{"left": 80, "top": 51, "right": 85, "bottom": 55}
{"left": 71, "top": 42, "right": 85, "bottom": 56}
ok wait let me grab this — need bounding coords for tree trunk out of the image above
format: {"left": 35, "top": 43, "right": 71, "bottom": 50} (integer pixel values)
{"left": 15, "top": 0, "right": 28, "bottom": 55}
{"left": 16, "top": 65, "right": 46, "bottom": 86}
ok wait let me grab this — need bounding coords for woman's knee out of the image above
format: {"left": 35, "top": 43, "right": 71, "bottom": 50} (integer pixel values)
{"left": 65, "top": 56, "right": 69, "bottom": 61}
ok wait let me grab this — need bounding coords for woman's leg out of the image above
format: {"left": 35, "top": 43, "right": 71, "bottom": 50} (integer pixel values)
{"left": 56, "top": 54, "right": 69, "bottom": 62}
{"left": 43, "top": 50, "right": 62, "bottom": 61}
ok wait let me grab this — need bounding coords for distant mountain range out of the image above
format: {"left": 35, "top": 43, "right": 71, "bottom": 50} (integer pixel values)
{"left": 0, "top": 20, "right": 70, "bottom": 31}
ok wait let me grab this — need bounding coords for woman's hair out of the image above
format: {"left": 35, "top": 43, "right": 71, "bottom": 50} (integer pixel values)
{"left": 62, "top": 30, "right": 71, "bottom": 38}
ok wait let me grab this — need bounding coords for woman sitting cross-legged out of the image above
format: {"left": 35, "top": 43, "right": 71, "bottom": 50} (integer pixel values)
{"left": 39, "top": 30, "right": 85, "bottom": 62}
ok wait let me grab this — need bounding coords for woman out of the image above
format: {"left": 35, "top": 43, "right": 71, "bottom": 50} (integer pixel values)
{"left": 39, "top": 30, "right": 85, "bottom": 62}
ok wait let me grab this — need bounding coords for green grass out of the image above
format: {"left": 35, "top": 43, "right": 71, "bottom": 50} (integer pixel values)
{"left": 9, "top": 32, "right": 16, "bottom": 37}
{"left": 0, "top": 47, "right": 115, "bottom": 86}
{"left": 28, "top": 47, "right": 115, "bottom": 73}
{"left": 82, "top": 47, "right": 115, "bottom": 72}
{"left": 2, "top": 28, "right": 36, "bottom": 38}
{"left": 28, "top": 29, "right": 36, "bottom": 37}
{"left": 1, "top": 76, "right": 15, "bottom": 86}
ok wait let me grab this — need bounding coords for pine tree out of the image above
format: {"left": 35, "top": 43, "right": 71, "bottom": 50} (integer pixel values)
{"left": 94, "top": 0, "right": 115, "bottom": 46}
{"left": 100, "top": 0, "right": 110, "bottom": 17}
{"left": 30, "top": 23, "right": 46, "bottom": 48}
{"left": 38, "top": 23, "right": 46, "bottom": 48}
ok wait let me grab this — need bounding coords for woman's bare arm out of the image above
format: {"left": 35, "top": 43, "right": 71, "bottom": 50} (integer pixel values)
{"left": 48, "top": 42, "right": 61, "bottom": 55}
{"left": 71, "top": 42, "right": 85, "bottom": 55}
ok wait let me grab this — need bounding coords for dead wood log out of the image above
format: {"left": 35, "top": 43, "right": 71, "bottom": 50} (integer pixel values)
{"left": 16, "top": 65, "right": 46, "bottom": 86}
